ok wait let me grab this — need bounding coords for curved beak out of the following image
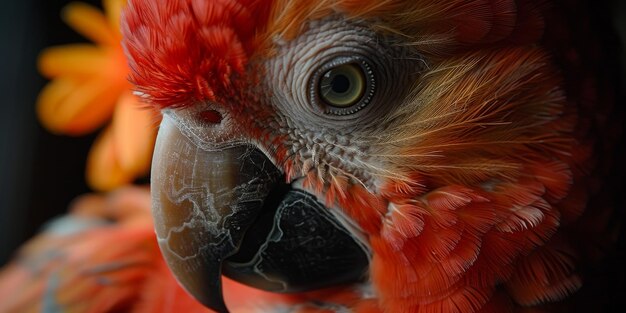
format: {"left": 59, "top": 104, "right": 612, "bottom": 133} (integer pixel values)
{"left": 150, "top": 114, "right": 280, "bottom": 312}
{"left": 150, "top": 113, "right": 370, "bottom": 313}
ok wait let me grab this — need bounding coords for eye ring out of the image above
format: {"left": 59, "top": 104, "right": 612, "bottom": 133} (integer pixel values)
{"left": 309, "top": 56, "right": 376, "bottom": 116}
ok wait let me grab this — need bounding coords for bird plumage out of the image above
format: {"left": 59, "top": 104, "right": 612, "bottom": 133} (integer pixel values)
{"left": 121, "top": 1, "right": 620, "bottom": 311}
{"left": 0, "top": 0, "right": 621, "bottom": 312}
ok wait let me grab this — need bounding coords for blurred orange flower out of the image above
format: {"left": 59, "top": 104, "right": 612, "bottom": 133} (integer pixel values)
{"left": 37, "top": 0, "right": 158, "bottom": 191}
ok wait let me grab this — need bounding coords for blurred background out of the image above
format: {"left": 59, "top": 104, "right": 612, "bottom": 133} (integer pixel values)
{"left": 0, "top": 0, "right": 625, "bottom": 309}
{"left": 0, "top": 0, "right": 102, "bottom": 264}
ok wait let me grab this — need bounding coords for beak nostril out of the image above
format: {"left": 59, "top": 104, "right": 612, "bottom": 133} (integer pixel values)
{"left": 199, "top": 109, "right": 223, "bottom": 124}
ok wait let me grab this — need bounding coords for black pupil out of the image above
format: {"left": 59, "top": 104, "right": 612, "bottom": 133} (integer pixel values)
{"left": 331, "top": 74, "right": 350, "bottom": 94}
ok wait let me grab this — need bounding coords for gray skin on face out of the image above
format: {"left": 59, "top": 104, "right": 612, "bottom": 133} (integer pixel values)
{"left": 264, "top": 17, "right": 424, "bottom": 191}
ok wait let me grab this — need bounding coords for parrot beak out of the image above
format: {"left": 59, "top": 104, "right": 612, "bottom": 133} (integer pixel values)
{"left": 151, "top": 112, "right": 370, "bottom": 313}
{"left": 150, "top": 113, "right": 282, "bottom": 312}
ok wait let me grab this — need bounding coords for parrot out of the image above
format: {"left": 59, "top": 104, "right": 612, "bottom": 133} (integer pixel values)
{"left": 0, "top": 0, "right": 622, "bottom": 312}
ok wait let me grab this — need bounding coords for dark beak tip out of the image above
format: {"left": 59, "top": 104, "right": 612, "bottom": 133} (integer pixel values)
{"left": 202, "top": 295, "right": 229, "bottom": 313}
{"left": 158, "top": 244, "right": 230, "bottom": 313}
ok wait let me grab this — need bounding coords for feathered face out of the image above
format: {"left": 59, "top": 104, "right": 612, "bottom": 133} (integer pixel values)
{"left": 122, "top": 1, "right": 583, "bottom": 312}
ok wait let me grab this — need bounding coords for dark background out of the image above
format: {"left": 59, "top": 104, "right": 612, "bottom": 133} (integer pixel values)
{"left": 1, "top": 0, "right": 101, "bottom": 264}
{"left": 0, "top": 0, "right": 625, "bottom": 310}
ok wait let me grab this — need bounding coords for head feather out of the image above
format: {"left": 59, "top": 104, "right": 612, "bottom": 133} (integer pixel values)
{"left": 121, "top": 0, "right": 274, "bottom": 108}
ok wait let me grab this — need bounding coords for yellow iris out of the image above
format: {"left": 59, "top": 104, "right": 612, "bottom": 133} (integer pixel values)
{"left": 37, "top": 0, "right": 158, "bottom": 191}
{"left": 319, "top": 63, "right": 366, "bottom": 108}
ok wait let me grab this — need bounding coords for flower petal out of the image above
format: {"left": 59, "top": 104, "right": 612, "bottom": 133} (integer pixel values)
{"left": 103, "top": 0, "right": 128, "bottom": 34}
{"left": 38, "top": 44, "right": 108, "bottom": 78}
{"left": 37, "top": 78, "right": 119, "bottom": 135}
{"left": 62, "top": 2, "right": 118, "bottom": 46}
{"left": 38, "top": 44, "right": 129, "bottom": 85}
{"left": 112, "top": 92, "right": 158, "bottom": 175}
{"left": 86, "top": 126, "right": 134, "bottom": 191}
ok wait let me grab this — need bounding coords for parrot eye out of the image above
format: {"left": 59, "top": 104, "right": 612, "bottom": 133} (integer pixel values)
{"left": 311, "top": 57, "right": 375, "bottom": 115}
{"left": 319, "top": 64, "right": 365, "bottom": 107}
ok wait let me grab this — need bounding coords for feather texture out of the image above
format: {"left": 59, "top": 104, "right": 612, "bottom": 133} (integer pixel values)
{"left": 3, "top": 1, "right": 616, "bottom": 313}
{"left": 121, "top": 0, "right": 274, "bottom": 108}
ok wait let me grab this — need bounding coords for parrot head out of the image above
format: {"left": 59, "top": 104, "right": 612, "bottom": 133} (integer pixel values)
{"left": 122, "top": 0, "right": 584, "bottom": 312}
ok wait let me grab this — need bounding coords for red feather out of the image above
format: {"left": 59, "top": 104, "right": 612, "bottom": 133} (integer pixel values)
{"left": 121, "top": 0, "right": 273, "bottom": 108}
